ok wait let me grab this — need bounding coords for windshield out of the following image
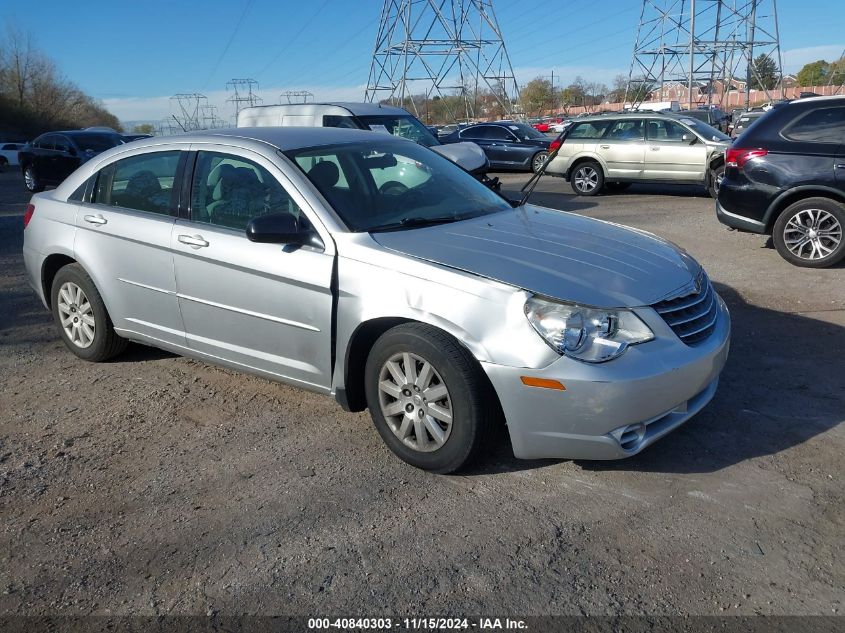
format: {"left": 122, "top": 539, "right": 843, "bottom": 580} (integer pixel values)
{"left": 72, "top": 134, "right": 122, "bottom": 152}
{"left": 286, "top": 140, "right": 511, "bottom": 232}
{"left": 676, "top": 117, "right": 731, "bottom": 142}
{"left": 356, "top": 115, "right": 440, "bottom": 148}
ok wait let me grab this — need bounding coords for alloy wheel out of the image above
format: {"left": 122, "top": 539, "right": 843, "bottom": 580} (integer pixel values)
{"left": 377, "top": 352, "right": 453, "bottom": 452}
{"left": 57, "top": 282, "right": 96, "bottom": 348}
{"left": 783, "top": 208, "right": 842, "bottom": 261}
{"left": 573, "top": 166, "right": 599, "bottom": 193}
{"left": 24, "top": 167, "right": 36, "bottom": 191}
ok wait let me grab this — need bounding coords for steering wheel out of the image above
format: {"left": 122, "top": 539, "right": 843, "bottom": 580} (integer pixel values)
{"left": 379, "top": 181, "right": 408, "bottom": 196}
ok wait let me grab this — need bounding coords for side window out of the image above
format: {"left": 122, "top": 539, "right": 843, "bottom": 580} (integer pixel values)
{"left": 53, "top": 137, "right": 71, "bottom": 153}
{"left": 38, "top": 135, "right": 57, "bottom": 150}
{"left": 190, "top": 151, "right": 303, "bottom": 231}
{"left": 486, "top": 126, "right": 513, "bottom": 141}
{"left": 92, "top": 151, "right": 180, "bottom": 215}
{"left": 783, "top": 107, "right": 845, "bottom": 144}
{"left": 461, "top": 126, "right": 490, "bottom": 140}
{"left": 647, "top": 119, "right": 688, "bottom": 141}
{"left": 608, "top": 119, "right": 645, "bottom": 141}
{"left": 323, "top": 115, "right": 359, "bottom": 129}
{"left": 567, "top": 121, "right": 612, "bottom": 139}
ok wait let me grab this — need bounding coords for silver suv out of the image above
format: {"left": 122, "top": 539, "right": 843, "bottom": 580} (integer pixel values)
{"left": 22, "top": 127, "right": 729, "bottom": 473}
{"left": 546, "top": 113, "right": 731, "bottom": 197}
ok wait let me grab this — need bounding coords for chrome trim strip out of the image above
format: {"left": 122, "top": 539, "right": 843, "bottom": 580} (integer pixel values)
{"left": 117, "top": 278, "right": 175, "bottom": 295}
{"left": 176, "top": 293, "right": 320, "bottom": 332}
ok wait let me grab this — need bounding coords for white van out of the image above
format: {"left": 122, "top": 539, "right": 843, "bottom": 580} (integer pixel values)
{"left": 237, "top": 102, "right": 489, "bottom": 176}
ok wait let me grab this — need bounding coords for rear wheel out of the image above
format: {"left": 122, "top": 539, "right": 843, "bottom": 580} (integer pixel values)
{"left": 24, "top": 165, "right": 44, "bottom": 192}
{"left": 51, "top": 264, "right": 127, "bottom": 361}
{"left": 772, "top": 198, "right": 845, "bottom": 268}
{"left": 570, "top": 161, "right": 604, "bottom": 196}
{"left": 364, "top": 323, "right": 493, "bottom": 473}
{"left": 531, "top": 151, "right": 549, "bottom": 173}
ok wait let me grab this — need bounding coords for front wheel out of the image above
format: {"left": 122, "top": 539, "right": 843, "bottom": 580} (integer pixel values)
{"left": 570, "top": 161, "right": 604, "bottom": 196}
{"left": 772, "top": 198, "right": 845, "bottom": 268}
{"left": 708, "top": 164, "right": 725, "bottom": 199}
{"left": 364, "top": 323, "right": 493, "bottom": 473}
{"left": 531, "top": 151, "right": 549, "bottom": 174}
{"left": 24, "top": 165, "right": 44, "bottom": 192}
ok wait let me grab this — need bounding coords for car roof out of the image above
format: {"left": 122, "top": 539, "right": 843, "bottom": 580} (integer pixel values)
{"left": 128, "top": 126, "right": 412, "bottom": 152}
{"left": 312, "top": 102, "right": 411, "bottom": 116}
{"left": 569, "top": 112, "right": 678, "bottom": 122}
{"left": 782, "top": 94, "right": 845, "bottom": 106}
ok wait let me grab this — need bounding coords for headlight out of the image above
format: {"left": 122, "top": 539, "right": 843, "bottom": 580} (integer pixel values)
{"left": 524, "top": 296, "right": 654, "bottom": 363}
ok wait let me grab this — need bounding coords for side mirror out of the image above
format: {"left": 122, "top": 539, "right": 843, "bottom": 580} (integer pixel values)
{"left": 65, "top": 147, "right": 77, "bottom": 156}
{"left": 682, "top": 134, "right": 697, "bottom": 145}
{"left": 245, "top": 212, "right": 324, "bottom": 249}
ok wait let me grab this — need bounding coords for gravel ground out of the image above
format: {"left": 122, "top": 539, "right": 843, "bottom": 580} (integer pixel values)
{"left": 0, "top": 168, "right": 842, "bottom": 618}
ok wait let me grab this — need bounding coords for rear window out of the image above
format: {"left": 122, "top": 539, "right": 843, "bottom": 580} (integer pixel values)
{"left": 782, "top": 106, "right": 845, "bottom": 144}
{"left": 71, "top": 134, "right": 122, "bottom": 152}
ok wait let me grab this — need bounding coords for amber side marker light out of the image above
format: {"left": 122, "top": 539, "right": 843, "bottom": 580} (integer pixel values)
{"left": 520, "top": 376, "right": 566, "bottom": 390}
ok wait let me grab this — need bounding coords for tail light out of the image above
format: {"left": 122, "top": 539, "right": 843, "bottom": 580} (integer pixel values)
{"left": 549, "top": 139, "right": 562, "bottom": 153}
{"left": 23, "top": 204, "right": 35, "bottom": 229}
{"left": 725, "top": 147, "right": 768, "bottom": 168}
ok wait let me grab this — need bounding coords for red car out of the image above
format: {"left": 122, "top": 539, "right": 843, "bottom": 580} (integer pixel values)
{"left": 532, "top": 117, "right": 563, "bottom": 133}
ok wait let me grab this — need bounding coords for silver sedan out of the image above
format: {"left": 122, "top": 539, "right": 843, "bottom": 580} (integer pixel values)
{"left": 22, "top": 127, "right": 730, "bottom": 473}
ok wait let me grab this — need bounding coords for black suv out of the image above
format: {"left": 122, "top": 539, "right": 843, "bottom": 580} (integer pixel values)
{"left": 18, "top": 130, "right": 124, "bottom": 192}
{"left": 717, "top": 96, "right": 845, "bottom": 268}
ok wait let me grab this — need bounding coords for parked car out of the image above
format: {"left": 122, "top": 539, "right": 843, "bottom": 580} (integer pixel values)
{"left": 236, "top": 102, "right": 488, "bottom": 178}
{"left": 545, "top": 112, "right": 730, "bottom": 196}
{"left": 717, "top": 95, "right": 845, "bottom": 268}
{"left": 679, "top": 107, "right": 731, "bottom": 133}
{"left": 121, "top": 133, "right": 154, "bottom": 142}
{"left": 18, "top": 130, "right": 124, "bottom": 192}
{"left": 532, "top": 119, "right": 552, "bottom": 133}
{"left": 441, "top": 121, "right": 552, "bottom": 172}
{"left": 0, "top": 142, "right": 25, "bottom": 170}
{"left": 551, "top": 119, "right": 573, "bottom": 133}
{"left": 22, "top": 127, "right": 729, "bottom": 472}
{"left": 729, "top": 110, "right": 766, "bottom": 138}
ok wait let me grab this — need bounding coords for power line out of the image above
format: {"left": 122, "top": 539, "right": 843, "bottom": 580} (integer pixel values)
{"left": 202, "top": 0, "right": 255, "bottom": 89}
{"left": 255, "top": 0, "right": 332, "bottom": 79}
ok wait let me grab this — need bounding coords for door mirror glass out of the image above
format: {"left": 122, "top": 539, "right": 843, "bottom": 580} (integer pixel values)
{"left": 246, "top": 212, "right": 323, "bottom": 248}
{"left": 682, "top": 134, "right": 697, "bottom": 144}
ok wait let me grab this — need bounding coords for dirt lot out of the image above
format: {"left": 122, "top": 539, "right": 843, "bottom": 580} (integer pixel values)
{"left": 0, "top": 168, "right": 842, "bottom": 618}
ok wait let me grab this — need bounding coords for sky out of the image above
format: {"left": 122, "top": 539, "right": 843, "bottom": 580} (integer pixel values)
{"left": 2, "top": 0, "right": 843, "bottom": 125}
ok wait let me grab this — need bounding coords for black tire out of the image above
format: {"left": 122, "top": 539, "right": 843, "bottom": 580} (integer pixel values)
{"left": 24, "top": 164, "right": 44, "bottom": 192}
{"left": 605, "top": 182, "right": 631, "bottom": 192}
{"left": 772, "top": 197, "right": 845, "bottom": 268}
{"left": 531, "top": 151, "right": 549, "bottom": 174}
{"left": 708, "top": 164, "right": 725, "bottom": 199}
{"left": 570, "top": 160, "right": 604, "bottom": 196}
{"left": 51, "top": 263, "right": 127, "bottom": 361}
{"left": 364, "top": 323, "right": 494, "bottom": 473}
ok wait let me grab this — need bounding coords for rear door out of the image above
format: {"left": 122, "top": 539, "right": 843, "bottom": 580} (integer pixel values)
{"left": 171, "top": 147, "right": 334, "bottom": 391}
{"left": 53, "top": 135, "right": 81, "bottom": 183}
{"left": 74, "top": 147, "right": 187, "bottom": 346}
{"left": 644, "top": 118, "right": 708, "bottom": 182}
{"left": 598, "top": 119, "right": 646, "bottom": 180}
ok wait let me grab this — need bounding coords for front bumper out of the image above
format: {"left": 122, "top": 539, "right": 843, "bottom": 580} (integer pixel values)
{"left": 482, "top": 295, "right": 730, "bottom": 460}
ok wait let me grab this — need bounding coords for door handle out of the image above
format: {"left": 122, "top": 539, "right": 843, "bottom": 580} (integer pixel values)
{"left": 178, "top": 234, "right": 209, "bottom": 249}
{"left": 650, "top": 147, "right": 660, "bottom": 151}
{"left": 835, "top": 164, "right": 845, "bottom": 169}
{"left": 83, "top": 214, "right": 107, "bottom": 225}
{"left": 600, "top": 145, "right": 610, "bottom": 149}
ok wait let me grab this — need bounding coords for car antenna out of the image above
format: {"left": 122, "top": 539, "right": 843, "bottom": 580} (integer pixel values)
{"left": 517, "top": 128, "right": 567, "bottom": 207}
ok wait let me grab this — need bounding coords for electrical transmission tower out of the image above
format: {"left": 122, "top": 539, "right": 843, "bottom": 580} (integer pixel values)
{"left": 626, "top": 0, "right": 782, "bottom": 110}
{"left": 280, "top": 90, "right": 314, "bottom": 104}
{"left": 226, "top": 79, "right": 263, "bottom": 116}
{"left": 170, "top": 94, "right": 208, "bottom": 131}
{"left": 365, "top": 0, "right": 520, "bottom": 122}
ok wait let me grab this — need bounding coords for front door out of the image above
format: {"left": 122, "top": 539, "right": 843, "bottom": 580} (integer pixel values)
{"left": 597, "top": 119, "right": 646, "bottom": 180}
{"left": 74, "top": 148, "right": 187, "bottom": 346}
{"left": 644, "top": 119, "right": 708, "bottom": 182}
{"left": 171, "top": 148, "right": 334, "bottom": 391}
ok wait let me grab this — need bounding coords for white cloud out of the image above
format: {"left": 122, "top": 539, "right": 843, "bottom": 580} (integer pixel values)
{"left": 781, "top": 44, "right": 845, "bottom": 73}
{"left": 105, "top": 84, "right": 369, "bottom": 127}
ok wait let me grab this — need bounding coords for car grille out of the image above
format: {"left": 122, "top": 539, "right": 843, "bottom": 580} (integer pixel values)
{"left": 652, "top": 274, "right": 718, "bottom": 345}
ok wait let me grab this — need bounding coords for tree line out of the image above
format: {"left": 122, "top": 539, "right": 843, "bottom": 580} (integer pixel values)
{"left": 0, "top": 24, "right": 122, "bottom": 140}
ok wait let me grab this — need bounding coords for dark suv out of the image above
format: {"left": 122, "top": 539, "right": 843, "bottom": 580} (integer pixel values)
{"left": 716, "top": 96, "right": 845, "bottom": 267}
{"left": 18, "top": 130, "right": 124, "bottom": 192}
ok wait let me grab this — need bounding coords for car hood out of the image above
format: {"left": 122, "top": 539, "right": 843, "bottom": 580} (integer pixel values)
{"left": 430, "top": 142, "right": 489, "bottom": 175}
{"left": 371, "top": 206, "right": 702, "bottom": 307}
